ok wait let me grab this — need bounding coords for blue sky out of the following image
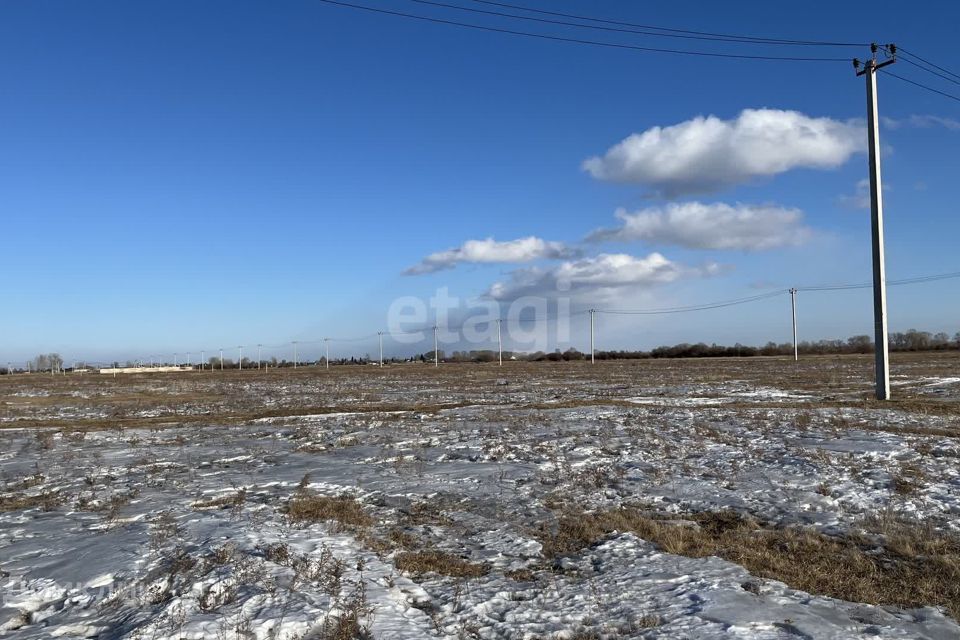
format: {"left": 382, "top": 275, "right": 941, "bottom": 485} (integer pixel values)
{"left": 2, "top": 0, "right": 959, "bottom": 363}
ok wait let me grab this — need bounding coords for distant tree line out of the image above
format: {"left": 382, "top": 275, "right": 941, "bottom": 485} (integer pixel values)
{"left": 1, "top": 330, "right": 956, "bottom": 375}
{"left": 592, "top": 329, "right": 960, "bottom": 361}
{"left": 413, "top": 329, "right": 960, "bottom": 363}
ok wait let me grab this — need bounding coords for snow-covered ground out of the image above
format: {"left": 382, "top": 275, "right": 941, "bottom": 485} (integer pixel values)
{"left": 1, "top": 355, "right": 959, "bottom": 638}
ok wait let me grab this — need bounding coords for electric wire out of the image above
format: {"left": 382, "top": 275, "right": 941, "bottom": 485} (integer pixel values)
{"left": 465, "top": 0, "right": 869, "bottom": 47}
{"left": 409, "top": 0, "right": 865, "bottom": 48}
{"left": 897, "top": 46, "right": 960, "bottom": 82}
{"left": 880, "top": 69, "right": 960, "bottom": 104}
{"left": 314, "top": 0, "right": 851, "bottom": 62}
{"left": 898, "top": 56, "right": 960, "bottom": 87}
{"left": 596, "top": 290, "right": 788, "bottom": 315}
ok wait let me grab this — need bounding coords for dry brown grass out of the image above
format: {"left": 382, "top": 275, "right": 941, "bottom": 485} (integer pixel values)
{"left": 394, "top": 550, "right": 489, "bottom": 578}
{"left": 287, "top": 494, "right": 374, "bottom": 528}
{"left": 4, "top": 353, "right": 959, "bottom": 434}
{"left": 0, "top": 491, "right": 63, "bottom": 513}
{"left": 541, "top": 508, "right": 960, "bottom": 619}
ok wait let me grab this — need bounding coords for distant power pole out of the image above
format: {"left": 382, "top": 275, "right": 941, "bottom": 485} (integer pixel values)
{"left": 238, "top": 346, "right": 243, "bottom": 370}
{"left": 589, "top": 309, "right": 596, "bottom": 364}
{"left": 219, "top": 348, "right": 224, "bottom": 371}
{"left": 324, "top": 338, "right": 330, "bottom": 370}
{"left": 433, "top": 325, "right": 439, "bottom": 367}
{"left": 497, "top": 318, "right": 503, "bottom": 366}
{"left": 257, "top": 344, "right": 262, "bottom": 370}
{"left": 201, "top": 350, "right": 205, "bottom": 371}
{"left": 174, "top": 353, "right": 178, "bottom": 367}
{"left": 789, "top": 288, "right": 798, "bottom": 361}
{"left": 378, "top": 331, "right": 384, "bottom": 367}
{"left": 293, "top": 341, "right": 298, "bottom": 369}
{"left": 855, "top": 44, "right": 895, "bottom": 400}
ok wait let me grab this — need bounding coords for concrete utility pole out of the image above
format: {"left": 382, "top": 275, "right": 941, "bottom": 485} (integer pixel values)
{"left": 324, "top": 338, "right": 330, "bottom": 369}
{"left": 219, "top": 348, "right": 224, "bottom": 371}
{"left": 589, "top": 309, "right": 596, "bottom": 364}
{"left": 378, "top": 331, "right": 383, "bottom": 367}
{"left": 293, "top": 341, "right": 298, "bottom": 369}
{"left": 238, "top": 346, "right": 243, "bottom": 370}
{"left": 856, "top": 44, "right": 895, "bottom": 400}
{"left": 790, "top": 288, "right": 798, "bottom": 362}
{"left": 257, "top": 344, "right": 262, "bottom": 370}
{"left": 433, "top": 325, "right": 439, "bottom": 368}
{"left": 201, "top": 350, "right": 205, "bottom": 371}
{"left": 174, "top": 353, "right": 178, "bottom": 367}
{"left": 497, "top": 318, "right": 503, "bottom": 366}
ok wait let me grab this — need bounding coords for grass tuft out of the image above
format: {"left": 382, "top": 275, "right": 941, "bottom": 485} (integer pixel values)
{"left": 287, "top": 493, "right": 374, "bottom": 528}
{"left": 395, "top": 550, "right": 489, "bottom": 578}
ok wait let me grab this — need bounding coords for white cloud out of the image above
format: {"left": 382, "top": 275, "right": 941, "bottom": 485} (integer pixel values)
{"left": 838, "top": 178, "right": 890, "bottom": 210}
{"left": 403, "top": 236, "right": 579, "bottom": 275}
{"left": 882, "top": 114, "right": 960, "bottom": 131}
{"left": 582, "top": 109, "right": 864, "bottom": 197}
{"left": 485, "top": 252, "right": 720, "bottom": 302}
{"left": 586, "top": 202, "right": 811, "bottom": 250}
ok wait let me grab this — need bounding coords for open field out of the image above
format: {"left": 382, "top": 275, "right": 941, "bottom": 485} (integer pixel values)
{"left": 2, "top": 353, "right": 960, "bottom": 638}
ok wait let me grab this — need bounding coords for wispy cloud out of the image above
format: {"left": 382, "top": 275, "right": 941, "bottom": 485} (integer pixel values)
{"left": 485, "top": 252, "right": 721, "bottom": 302}
{"left": 837, "top": 178, "right": 890, "bottom": 210}
{"left": 882, "top": 114, "right": 960, "bottom": 131}
{"left": 838, "top": 178, "right": 871, "bottom": 210}
{"left": 586, "top": 202, "right": 812, "bottom": 251}
{"left": 403, "top": 236, "right": 579, "bottom": 275}
{"left": 582, "top": 109, "right": 864, "bottom": 197}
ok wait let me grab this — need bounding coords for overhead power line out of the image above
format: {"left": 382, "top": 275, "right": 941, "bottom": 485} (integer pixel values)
{"left": 797, "top": 269, "right": 960, "bottom": 292}
{"left": 898, "top": 56, "right": 960, "bottom": 87}
{"left": 597, "top": 290, "right": 788, "bottom": 315}
{"left": 897, "top": 46, "right": 960, "bottom": 82}
{"left": 315, "top": 0, "right": 850, "bottom": 62}
{"left": 598, "top": 268, "right": 960, "bottom": 314}
{"left": 464, "top": 0, "right": 869, "bottom": 47}
{"left": 879, "top": 68, "right": 960, "bottom": 104}
{"left": 410, "top": 0, "right": 866, "bottom": 47}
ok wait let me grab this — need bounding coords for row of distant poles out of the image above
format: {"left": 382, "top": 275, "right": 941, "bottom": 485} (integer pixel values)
{"left": 46, "top": 294, "right": 815, "bottom": 375}
{"left": 86, "top": 323, "right": 493, "bottom": 372}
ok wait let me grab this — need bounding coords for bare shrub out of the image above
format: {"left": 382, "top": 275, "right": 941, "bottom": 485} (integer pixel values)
{"left": 198, "top": 581, "right": 236, "bottom": 612}
{"left": 289, "top": 545, "right": 346, "bottom": 596}
{"left": 318, "top": 581, "right": 374, "bottom": 640}
{"left": 150, "top": 510, "right": 182, "bottom": 549}
{"left": 891, "top": 463, "right": 927, "bottom": 495}
{"left": 259, "top": 541, "right": 291, "bottom": 565}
